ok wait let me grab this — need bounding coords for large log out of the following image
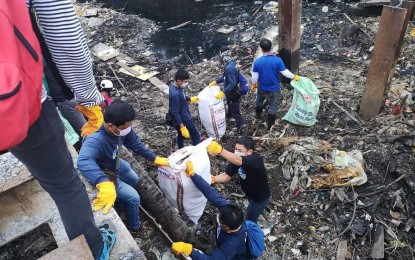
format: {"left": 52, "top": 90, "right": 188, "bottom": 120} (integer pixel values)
{"left": 120, "top": 148, "right": 194, "bottom": 242}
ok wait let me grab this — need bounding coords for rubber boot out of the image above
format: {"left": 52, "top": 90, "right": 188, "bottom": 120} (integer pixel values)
{"left": 266, "top": 114, "right": 276, "bottom": 130}
{"left": 254, "top": 107, "right": 263, "bottom": 119}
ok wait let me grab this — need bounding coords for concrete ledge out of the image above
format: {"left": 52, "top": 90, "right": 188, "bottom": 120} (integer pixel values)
{"left": 39, "top": 235, "right": 93, "bottom": 260}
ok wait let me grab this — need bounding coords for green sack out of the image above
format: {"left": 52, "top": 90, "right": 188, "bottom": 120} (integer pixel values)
{"left": 57, "top": 109, "right": 80, "bottom": 145}
{"left": 282, "top": 77, "right": 320, "bottom": 126}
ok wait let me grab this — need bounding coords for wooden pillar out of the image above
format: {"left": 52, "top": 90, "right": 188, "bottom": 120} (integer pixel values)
{"left": 390, "top": 1, "right": 415, "bottom": 56}
{"left": 278, "top": 0, "right": 301, "bottom": 83}
{"left": 358, "top": 6, "right": 407, "bottom": 120}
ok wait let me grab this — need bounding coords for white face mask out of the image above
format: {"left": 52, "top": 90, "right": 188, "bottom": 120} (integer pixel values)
{"left": 112, "top": 126, "right": 132, "bottom": 136}
{"left": 181, "top": 82, "right": 189, "bottom": 88}
{"left": 234, "top": 150, "right": 245, "bottom": 157}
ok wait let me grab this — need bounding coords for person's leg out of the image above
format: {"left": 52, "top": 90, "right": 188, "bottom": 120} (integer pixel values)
{"left": 117, "top": 159, "right": 140, "bottom": 230}
{"left": 9, "top": 99, "right": 102, "bottom": 258}
{"left": 115, "top": 180, "right": 140, "bottom": 231}
{"left": 266, "top": 91, "right": 281, "bottom": 129}
{"left": 57, "top": 99, "right": 87, "bottom": 136}
{"left": 228, "top": 100, "right": 244, "bottom": 130}
{"left": 254, "top": 90, "right": 266, "bottom": 119}
{"left": 184, "top": 120, "right": 201, "bottom": 146}
{"left": 244, "top": 196, "right": 270, "bottom": 223}
{"left": 176, "top": 126, "right": 184, "bottom": 149}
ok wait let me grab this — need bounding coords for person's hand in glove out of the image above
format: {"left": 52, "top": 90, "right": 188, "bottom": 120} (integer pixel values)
{"left": 180, "top": 125, "right": 190, "bottom": 139}
{"left": 250, "top": 83, "right": 257, "bottom": 91}
{"left": 293, "top": 75, "right": 300, "bottom": 81}
{"left": 208, "top": 81, "right": 217, "bottom": 87}
{"left": 215, "top": 91, "right": 225, "bottom": 99}
{"left": 76, "top": 105, "right": 103, "bottom": 137}
{"left": 171, "top": 242, "right": 193, "bottom": 256}
{"left": 207, "top": 141, "right": 223, "bottom": 155}
{"left": 93, "top": 181, "right": 116, "bottom": 214}
{"left": 185, "top": 160, "right": 195, "bottom": 177}
{"left": 154, "top": 156, "right": 170, "bottom": 167}
{"left": 190, "top": 97, "right": 199, "bottom": 104}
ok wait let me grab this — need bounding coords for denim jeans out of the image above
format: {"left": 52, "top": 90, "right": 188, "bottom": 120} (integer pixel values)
{"left": 176, "top": 119, "right": 201, "bottom": 149}
{"left": 9, "top": 99, "right": 102, "bottom": 259}
{"left": 56, "top": 99, "right": 86, "bottom": 136}
{"left": 245, "top": 196, "right": 270, "bottom": 223}
{"left": 255, "top": 89, "right": 281, "bottom": 116}
{"left": 116, "top": 159, "right": 140, "bottom": 230}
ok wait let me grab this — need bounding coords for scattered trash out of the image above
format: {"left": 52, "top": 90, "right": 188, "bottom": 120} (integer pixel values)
{"left": 83, "top": 8, "right": 98, "bottom": 17}
{"left": 263, "top": 1, "right": 278, "bottom": 11}
{"left": 91, "top": 42, "right": 119, "bottom": 61}
{"left": 322, "top": 6, "right": 329, "bottom": 13}
{"left": 217, "top": 26, "right": 235, "bottom": 34}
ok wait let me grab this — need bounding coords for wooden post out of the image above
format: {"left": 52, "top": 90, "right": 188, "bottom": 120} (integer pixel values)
{"left": 358, "top": 6, "right": 407, "bottom": 120}
{"left": 278, "top": 0, "right": 301, "bottom": 83}
{"left": 390, "top": 1, "right": 415, "bottom": 56}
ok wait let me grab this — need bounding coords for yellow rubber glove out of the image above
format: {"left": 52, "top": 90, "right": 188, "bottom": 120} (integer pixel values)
{"left": 93, "top": 181, "right": 116, "bottom": 214}
{"left": 185, "top": 160, "right": 195, "bottom": 177}
{"left": 250, "top": 83, "right": 257, "bottom": 91}
{"left": 209, "top": 81, "right": 217, "bottom": 87}
{"left": 190, "top": 97, "right": 199, "bottom": 104}
{"left": 171, "top": 242, "right": 193, "bottom": 256}
{"left": 211, "top": 175, "right": 216, "bottom": 184}
{"left": 293, "top": 75, "right": 300, "bottom": 81}
{"left": 180, "top": 126, "right": 190, "bottom": 139}
{"left": 76, "top": 105, "right": 104, "bottom": 137}
{"left": 215, "top": 91, "right": 225, "bottom": 99}
{"left": 207, "top": 141, "right": 223, "bottom": 155}
{"left": 154, "top": 156, "right": 170, "bottom": 167}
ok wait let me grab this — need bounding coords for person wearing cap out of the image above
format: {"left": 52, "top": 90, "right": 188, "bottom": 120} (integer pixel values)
{"left": 251, "top": 38, "right": 300, "bottom": 129}
{"left": 209, "top": 46, "right": 244, "bottom": 134}
{"left": 98, "top": 80, "right": 114, "bottom": 111}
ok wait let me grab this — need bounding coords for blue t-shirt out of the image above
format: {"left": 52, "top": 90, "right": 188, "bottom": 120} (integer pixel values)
{"left": 252, "top": 55, "right": 287, "bottom": 92}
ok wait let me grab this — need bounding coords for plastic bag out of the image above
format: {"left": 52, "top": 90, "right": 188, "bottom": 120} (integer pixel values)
{"left": 198, "top": 86, "right": 226, "bottom": 140}
{"left": 57, "top": 109, "right": 79, "bottom": 145}
{"left": 157, "top": 138, "right": 212, "bottom": 224}
{"left": 282, "top": 77, "right": 320, "bottom": 126}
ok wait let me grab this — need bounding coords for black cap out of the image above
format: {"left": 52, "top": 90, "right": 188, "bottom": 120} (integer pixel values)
{"left": 220, "top": 46, "right": 230, "bottom": 53}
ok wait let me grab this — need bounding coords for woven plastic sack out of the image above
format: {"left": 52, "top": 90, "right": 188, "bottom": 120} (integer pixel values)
{"left": 157, "top": 138, "right": 212, "bottom": 224}
{"left": 197, "top": 86, "right": 226, "bottom": 140}
{"left": 282, "top": 77, "right": 320, "bottom": 126}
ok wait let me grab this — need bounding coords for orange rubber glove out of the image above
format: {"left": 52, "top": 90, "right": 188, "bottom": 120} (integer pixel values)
{"left": 93, "top": 181, "right": 116, "bottom": 214}
{"left": 76, "top": 105, "right": 103, "bottom": 137}
{"left": 171, "top": 242, "right": 193, "bottom": 256}
{"left": 250, "top": 83, "right": 257, "bottom": 91}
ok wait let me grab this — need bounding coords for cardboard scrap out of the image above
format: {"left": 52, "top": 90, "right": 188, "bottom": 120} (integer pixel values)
{"left": 118, "top": 63, "right": 159, "bottom": 81}
{"left": 91, "top": 43, "right": 119, "bottom": 61}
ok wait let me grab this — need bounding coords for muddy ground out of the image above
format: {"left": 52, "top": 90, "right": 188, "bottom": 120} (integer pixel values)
{"left": 80, "top": 0, "right": 414, "bottom": 259}
{"left": 4, "top": 0, "right": 414, "bottom": 259}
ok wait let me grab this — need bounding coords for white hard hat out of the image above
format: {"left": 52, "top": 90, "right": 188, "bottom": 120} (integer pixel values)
{"left": 100, "top": 80, "right": 113, "bottom": 89}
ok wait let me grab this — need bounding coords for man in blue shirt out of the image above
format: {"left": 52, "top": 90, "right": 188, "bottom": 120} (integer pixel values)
{"left": 77, "top": 101, "right": 170, "bottom": 234}
{"left": 169, "top": 69, "right": 201, "bottom": 148}
{"left": 251, "top": 38, "right": 300, "bottom": 129}
{"left": 209, "top": 46, "right": 244, "bottom": 134}
{"left": 171, "top": 161, "right": 253, "bottom": 259}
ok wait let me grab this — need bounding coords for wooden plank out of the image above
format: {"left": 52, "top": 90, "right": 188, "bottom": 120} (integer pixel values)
{"left": 117, "top": 61, "right": 141, "bottom": 77}
{"left": 358, "top": 6, "right": 407, "bottom": 119}
{"left": 278, "top": 0, "right": 301, "bottom": 82}
{"left": 39, "top": 235, "right": 93, "bottom": 260}
{"left": 371, "top": 224, "right": 384, "bottom": 259}
{"left": 149, "top": 77, "right": 169, "bottom": 95}
{"left": 336, "top": 240, "right": 348, "bottom": 260}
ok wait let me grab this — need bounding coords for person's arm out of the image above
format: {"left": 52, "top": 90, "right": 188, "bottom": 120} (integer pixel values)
{"left": 31, "top": 0, "right": 103, "bottom": 107}
{"left": 251, "top": 61, "right": 259, "bottom": 84}
{"left": 190, "top": 240, "right": 239, "bottom": 260}
{"left": 170, "top": 94, "right": 183, "bottom": 126}
{"left": 216, "top": 76, "right": 224, "bottom": 84}
{"left": 220, "top": 148, "right": 243, "bottom": 166}
{"left": 77, "top": 137, "right": 109, "bottom": 186}
{"left": 223, "top": 66, "right": 238, "bottom": 95}
{"left": 212, "top": 172, "right": 232, "bottom": 184}
{"left": 190, "top": 174, "right": 229, "bottom": 209}
{"left": 123, "top": 131, "right": 157, "bottom": 162}
{"left": 281, "top": 69, "right": 295, "bottom": 79}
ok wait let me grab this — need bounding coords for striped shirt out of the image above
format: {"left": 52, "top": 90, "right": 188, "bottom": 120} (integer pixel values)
{"left": 29, "top": 0, "right": 103, "bottom": 107}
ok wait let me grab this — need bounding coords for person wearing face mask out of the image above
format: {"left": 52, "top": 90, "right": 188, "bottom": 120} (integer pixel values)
{"left": 206, "top": 136, "right": 270, "bottom": 223}
{"left": 77, "top": 101, "right": 170, "bottom": 235}
{"left": 169, "top": 69, "right": 201, "bottom": 148}
{"left": 171, "top": 161, "right": 256, "bottom": 259}
{"left": 209, "top": 46, "right": 244, "bottom": 134}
